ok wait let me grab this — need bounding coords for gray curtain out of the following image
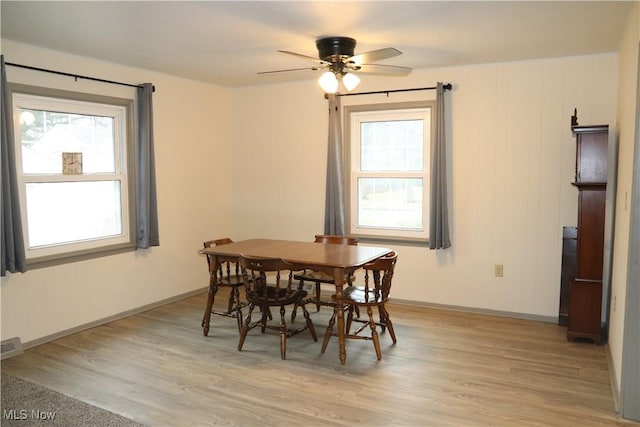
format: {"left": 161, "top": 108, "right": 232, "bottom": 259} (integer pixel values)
{"left": 1, "top": 55, "right": 26, "bottom": 276}
{"left": 429, "top": 82, "right": 451, "bottom": 249}
{"left": 136, "top": 83, "right": 160, "bottom": 248}
{"left": 324, "top": 94, "right": 346, "bottom": 235}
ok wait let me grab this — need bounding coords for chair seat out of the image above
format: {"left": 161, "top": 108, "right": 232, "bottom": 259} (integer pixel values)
{"left": 294, "top": 271, "right": 350, "bottom": 283}
{"left": 340, "top": 286, "right": 385, "bottom": 305}
{"left": 238, "top": 255, "right": 317, "bottom": 359}
{"left": 248, "top": 288, "right": 308, "bottom": 307}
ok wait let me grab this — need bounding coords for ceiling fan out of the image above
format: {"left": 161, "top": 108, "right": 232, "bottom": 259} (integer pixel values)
{"left": 258, "top": 36, "right": 412, "bottom": 93}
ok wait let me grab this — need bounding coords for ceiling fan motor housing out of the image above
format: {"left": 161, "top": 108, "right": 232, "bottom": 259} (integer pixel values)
{"left": 316, "top": 37, "right": 356, "bottom": 61}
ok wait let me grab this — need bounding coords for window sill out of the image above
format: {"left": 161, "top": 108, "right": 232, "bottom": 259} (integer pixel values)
{"left": 352, "top": 234, "right": 430, "bottom": 247}
{"left": 26, "top": 242, "right": 138, "bottom": 270}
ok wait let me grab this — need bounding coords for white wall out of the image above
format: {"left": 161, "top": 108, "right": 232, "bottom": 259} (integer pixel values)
{"left": 609, "top": 2, "right": 640, "bottom": 401}
{"left": 1, "top": 41, "right": 234, "bottom": 344}
{"left": 232, "top": 54, "right": 618, "bottom": 319}
{"left": 0, "top": 40, "right": 620, "bottom": 346}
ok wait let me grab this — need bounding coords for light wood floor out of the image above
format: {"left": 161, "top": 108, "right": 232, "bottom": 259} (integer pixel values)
{"left": 2, "top": 290, "right": 638, "bottom": 427}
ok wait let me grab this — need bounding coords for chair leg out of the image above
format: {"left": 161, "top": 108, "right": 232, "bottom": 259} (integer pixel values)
{"left": 226, "top": 287, "right": 236, "bottom": 313}
{"left": 354, "top": 305, "right": 361, "bottom": 318}
{"left": 346, "top": 305, "right": 354, "bottom": 333}
{"left": 367, "top": 305, "right": 382, "bottom": 360}
{"left": 385, "top": 318, "right": 397, "bottom": 344}
{"left": 233, "top": 287, "right": 243, "bottom": 332}
{"left": 321, "top": 310, "right": 337, "bottom": 353}
{"left": 261, "top": 307, "right": 269, "bottom": 333}
{"left": 238, "top": 304, "right": 255, "bottom": 351}
{"left": 235, "top": 306, "right": 243, "bottom": 333}
{"left": 201, "top": 284, "right": 218, "bottom": 336}
{"left": 380, "top": 303, "right": 396, "bottom": 343}
{"left": 315, "top": 282, "right": 322, "bottom": 312}
{"left": 300, "top": 303, "right": 318, "bottom": 341}
{"left": 377, "top": 303, "right": 386, "bottom": 332}
{"left": 291, "top": 279, "right": 305, "bottom": 322}
{"left": 259, "top": 306, "right": 272, "bottom": 321}
{"left": 346, "top": 275, "right": 360, "bottom": 319}
{"left": 279, "top": 305, "right": 287, "bottom": 359}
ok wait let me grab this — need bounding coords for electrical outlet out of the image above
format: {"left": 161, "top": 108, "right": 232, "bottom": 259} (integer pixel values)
{"left": 495, "top": 264, "right": 504, "bottom": 277}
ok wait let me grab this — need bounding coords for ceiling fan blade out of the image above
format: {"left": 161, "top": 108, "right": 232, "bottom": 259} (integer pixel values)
{"left": 353, "top": 63, "right": 412, "bottom": 76}
{"left": 278, "top": 50, "right": 329, "bottom": 65}
{"left": 257, "top": 66, "right": 326, "bottom": 75}
{"left": 347, "top": 47, "right": 402, "bottom": 65}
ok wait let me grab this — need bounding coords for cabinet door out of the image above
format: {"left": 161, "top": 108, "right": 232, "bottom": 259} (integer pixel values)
{"left": 576, "top": 132, "right": 608, "bottom": 183}
{"left": 559, "top": 227, "right": 577, "bottom": 326}
{"left": 576, "top": 188, "right": 606, "bottom": 279}
{"left": 568, "top": 279, "right": 602, "bottom": 343}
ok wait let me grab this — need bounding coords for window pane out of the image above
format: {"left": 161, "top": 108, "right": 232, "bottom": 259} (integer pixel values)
{"left": 357, "top": 178, "right": 423, "bottom": 229}
{"left": 26, "top": 181, "right": 123, "bottom": 248}
{"left": 20, "top": 109, "right": 115, "bottom": 174}
{"left": 360, "top": 120, "right": 423, "bottom": 171}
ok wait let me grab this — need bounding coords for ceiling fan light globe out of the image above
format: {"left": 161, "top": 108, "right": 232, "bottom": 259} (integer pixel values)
{"left": 342, "top": 72, "right": 360, "bottom": 91}
{"left": 319, "top": 71, "right": 338, "bottom": 93}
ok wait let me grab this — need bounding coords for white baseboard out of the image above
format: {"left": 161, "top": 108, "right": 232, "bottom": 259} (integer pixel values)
{"left": 605, "top": 343, "right": 620, "bottom": 412}
{"left": 389, "top": 298, "right": 558, "bottom": 323}
{"left": 317, "top": 285, "right": 558, "bottom": 323}
{"left": 22, "top": 287, "right": 559, "bottom": 352}
{"left": 21, "top": 287, "right": 208, "bottom": 351}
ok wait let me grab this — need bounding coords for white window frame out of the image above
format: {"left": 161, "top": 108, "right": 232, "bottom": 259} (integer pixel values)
{"left": 10, "top": 84, "right": 136, "bottom": 267}
{"left": 345, "top": 101, "right": 434, "bottom": 243}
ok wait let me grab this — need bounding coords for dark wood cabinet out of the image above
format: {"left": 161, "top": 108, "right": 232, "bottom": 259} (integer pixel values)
{"left": 567, "top": 123, "right": 608, "bottom": 344}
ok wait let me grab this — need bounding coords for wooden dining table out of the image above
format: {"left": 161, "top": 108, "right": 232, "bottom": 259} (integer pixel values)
{"left": 199, "top": 238, "right": 392, "bottom": 364}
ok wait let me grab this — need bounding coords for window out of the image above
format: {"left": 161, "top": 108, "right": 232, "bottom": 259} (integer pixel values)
{"left": 11, "top": 85, "right": 136, "bottom": 266}
{"left": 345, "top": 102, "right": 434, "bottom": 242}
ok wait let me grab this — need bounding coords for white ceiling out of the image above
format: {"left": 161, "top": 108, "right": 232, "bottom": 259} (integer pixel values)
{"left": 0, "top": 1, "right": 633, "bottom": 88}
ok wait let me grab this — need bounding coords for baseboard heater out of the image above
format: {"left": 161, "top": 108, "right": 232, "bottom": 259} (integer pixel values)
{"left": 1, "top": 337, "right": 24, "bottom": 360}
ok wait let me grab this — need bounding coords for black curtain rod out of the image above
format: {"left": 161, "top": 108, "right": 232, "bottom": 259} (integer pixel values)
{"left": 331, "top": 83, "right": 452, "bottom": 98}
{"left": 5, "top": 61, "right": 155, "bottom": 92}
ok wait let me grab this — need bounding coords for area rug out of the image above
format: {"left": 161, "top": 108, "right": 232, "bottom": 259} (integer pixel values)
{"left": 1, "top": 373, "right": 146, "bottom": 427}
